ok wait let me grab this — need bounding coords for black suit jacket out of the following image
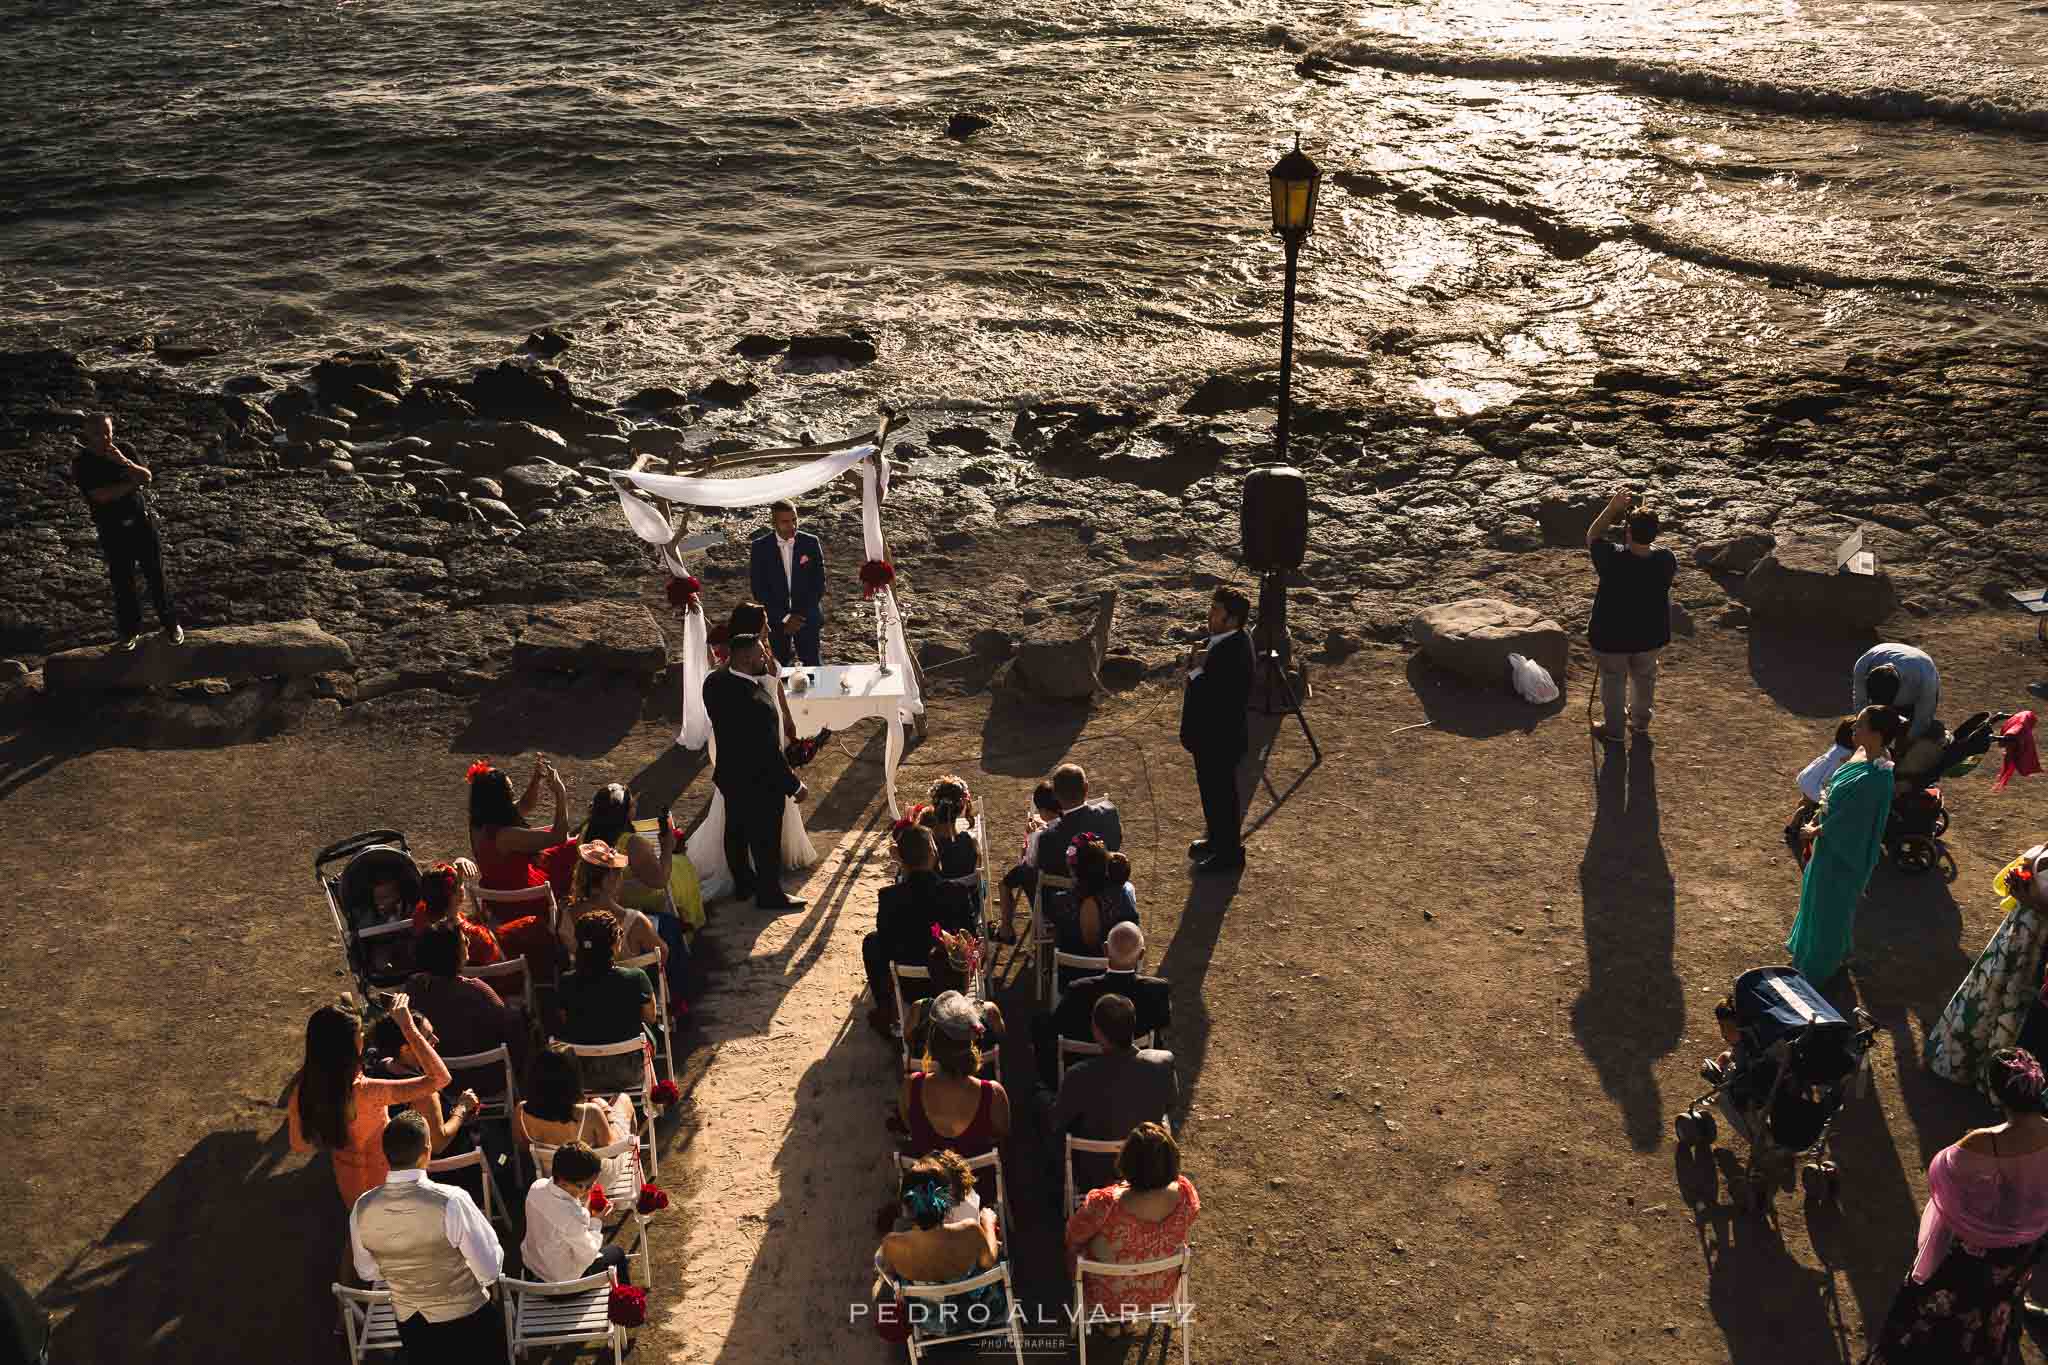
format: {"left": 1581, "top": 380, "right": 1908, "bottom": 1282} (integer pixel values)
{"left": 1179, "top": 628, "right": 1253, "bottom": 758}
{"left": 875, "top": 871, "right": 978, "bottom": 965}
{"left": 1033, "top": 801, "right": 1123, "bottom": 877}
{"left": 749, "top": 529, "right": 825, "bottom": 628}
{"left": 1053, "top": 969, "right": 1172, "bottom": 1043}
{"left": 703, "top": 668, "right": 800, "bottom": 801}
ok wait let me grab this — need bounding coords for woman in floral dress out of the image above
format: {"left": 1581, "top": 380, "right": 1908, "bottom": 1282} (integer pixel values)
{"left": 1926, "top": 845, "right": 2048, "bottom": 1094}
{"left": 1865, "top": 1048, "right": 2048, "bottom": 1363}
{"left": 1064, "top": 1122, "right": 1199, "bottom": 1337}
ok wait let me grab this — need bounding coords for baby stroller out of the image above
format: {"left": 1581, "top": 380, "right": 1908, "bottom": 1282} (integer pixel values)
{"left": 1674, "top": 966, "right": 1878, "bottom": 1209}
{"left": 315, "top": 830, "right": 421, "bottom": 1001}
{"left": 1885, "top": 710, "right": 2013, "bottom": 875}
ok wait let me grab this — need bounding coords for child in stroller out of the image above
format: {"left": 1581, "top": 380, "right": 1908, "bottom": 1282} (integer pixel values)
{"left": 315, "top": 831, "right": 423, "bottom": 997}
{"left": 1676, "top": 966, "right": 1878, "bottom": 1209}
{"left": 1885, "top": 710, "right": 2013, "bottom": 875}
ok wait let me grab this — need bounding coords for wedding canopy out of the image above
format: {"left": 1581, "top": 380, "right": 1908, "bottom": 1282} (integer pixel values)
{"left": 606, "top": 413, "right": 923, "bottom": 783}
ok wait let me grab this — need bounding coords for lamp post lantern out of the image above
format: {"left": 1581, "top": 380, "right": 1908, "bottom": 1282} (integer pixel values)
{"left": 1267, "top": 132, "right": 1322, "bottom": 463}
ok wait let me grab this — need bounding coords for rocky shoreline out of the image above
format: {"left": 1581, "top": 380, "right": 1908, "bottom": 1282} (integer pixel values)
{"left": 3, "top": 333, "right": 2045, "bottom": 726}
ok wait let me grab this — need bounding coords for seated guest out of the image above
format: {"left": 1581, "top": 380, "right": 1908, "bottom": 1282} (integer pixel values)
{"left": 467, "top": 758, "right": 569, "bottom": 891}
{"left": 996, "top": 781, "right": 1063, "bottom": 944}
{"left": 522, "top": 1140, "right": 636, "bottom": 1286}
{"left": 908, "top": 989, "right": 1006, "bottom": 1083}
{"left": 875, "top": 1151, "right": 1004, "bottom": 1338}
{"left": 515, "top": 1045, "right": 635, "bottom": 1153}
{"left": 557, "top": 840, "right": 667, "bottom": 970}
{"left": 924, "top": 776, "right": 980, "bottom": 879}
{"left": 906, "top": 938, "right": 1006, "bottom": 1074}
{"left": 1015, "top": 763, "right": 1124, "bottom": 911}
{"left": 538, "top": 783, "right": 704, "bottom": 945}
{"left": 290, "top": 995, "right": 452, "bottom": 1212}
{"left": 351, "top": 1112, "right": 506, "bottom": 1362}
{"left": 900, "top": 1024, "right": 1011, "bottom": 1160}
{"left": 1055, "top": 835, "right": 1138, "bottom": 983}
{"left": 864, "top": 825, "right": 977, "bottom": 1037}
{"left": 368, "top": 1012, "right": 482, "bottom": 1157}
{"left": 1063, "top": 1122, "right": 1199, "bottom": 1335}
{"left": 1050, "top": 995, "right": 1179, "bottom": 1192}
{"left": 405, "top": 922, "right": 527, "bottom": 1095}
{"left": 555, "top": 911, "right": 657, "bottom": 1095}
{"left": 413, "top": 860, "right": 503, "bottom": 967}
{"left": 1034, "top": 923, "right": 1170, "bottom": 1090}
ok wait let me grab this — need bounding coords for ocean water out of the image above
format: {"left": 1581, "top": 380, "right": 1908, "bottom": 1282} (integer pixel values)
{"left": 3, "top": 0, "right": 2045, "bottom": 430}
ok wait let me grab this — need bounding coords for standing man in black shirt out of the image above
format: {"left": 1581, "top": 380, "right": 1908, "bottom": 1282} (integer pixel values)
{"left": 73, "top": 413, "right": 182, "bottom": 650}
{"left": 1180, "top": 585, "right": 1254, "bottom": 874}
{"left": 1585, "top": 486, "right": 1677, "bottom": 743}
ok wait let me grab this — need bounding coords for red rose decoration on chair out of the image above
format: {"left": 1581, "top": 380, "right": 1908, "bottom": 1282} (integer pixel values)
{"left": 608, "top": 1285, "right": 648, "bottom": 1327}
{"left": 637, "top": 1184, "right": 669, "bottom": 1215}
{"left": 587, "top": 1184, "right": 610, "bottom": 1214}
{"left": 859, "top": 559, "right": 895, "bottom": 600}
{"left": 651, "top": 1078, "right": 680, "bottom": 1106}
{"left": 664, "top": 575, "right": 702, "bottom": 614}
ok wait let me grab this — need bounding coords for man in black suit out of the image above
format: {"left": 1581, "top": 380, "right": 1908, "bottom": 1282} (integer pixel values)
{"left": 703, "top": 634, "right": 808, "bottom": 910}
{"left": 1181, "top": 586, "right": 1253, "bottom": 875}
{"left": 748, "top": 498, "right": 826, "bottom": 667}
{"left": 1032, "top": 921, "right": 1170, "bottom": 1090}
{"left": 862, "top": 825, "right": 978, "bottom": 1037}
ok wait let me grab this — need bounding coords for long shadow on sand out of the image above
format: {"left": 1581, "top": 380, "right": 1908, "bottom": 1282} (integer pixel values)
{"left": 41, "top": 1128, "right": 344, "bottom": 1365}
{"left": 978, "top": 690, "right": 1091, "bottom": 778}
{"left": 0, "top": 727, "right": 81, "bottom": 806}
{"left": 1747, "top": 628, "right": 1873, "bottom": 720}
{"left": 450, "top": 676, "right": 645, "bottom": 760}
{"left": 1405, "top": 654, "right": 1565, "bottom": 739}
{"left": 1573, "top": 735, "right": 1684, "bottom": 1151}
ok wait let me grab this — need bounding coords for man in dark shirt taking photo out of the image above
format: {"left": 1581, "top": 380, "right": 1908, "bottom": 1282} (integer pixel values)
{"left": 73, "top": 413, "right": 182, "bottom": 651}
{"left": 1585, "top": 485, "right": 1676, "bottom": 743}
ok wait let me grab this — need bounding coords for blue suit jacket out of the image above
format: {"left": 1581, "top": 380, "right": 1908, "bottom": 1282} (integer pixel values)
{"left": 749, "top": 529, "right": 825, "bottom": 627}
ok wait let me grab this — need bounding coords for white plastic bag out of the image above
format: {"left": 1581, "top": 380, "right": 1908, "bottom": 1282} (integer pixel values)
{"left": 1507, "top": 652, "right": 1559, "bottom": 704}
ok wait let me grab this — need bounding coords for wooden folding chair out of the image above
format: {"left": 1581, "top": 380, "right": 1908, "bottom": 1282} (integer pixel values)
{"left": 526, "top": 1136, "right": 653, "bottom": 1285}
{"left": 501, "top": 1270, "right": 624, "bottom": 1364}
{"left": 873, "top": 1251, "right": 1025, "bottom": 1364}
{"left": 331, "top": 1284, "right": 402, "bottom": 1364}
{"left": 1072, "top": 1246, "right": 1193, "bottom": 1364}
{"left": 477, "top": 883, "right": 561, "bottom": 952}
{"left": 890, "top": 961, "right": 932, "bottom": 1064}
{"left": 553, "top": 1037, "right": 658, "bottom": 1178}
{"left": 618, "top": 949, "right": 677, "bottom": 1086}
{"left": 1062, "top": 1134, "right": 1127, "bottom": 1219}
{"left": 439, "top": 1044, "right": 522, "bottom": 1188}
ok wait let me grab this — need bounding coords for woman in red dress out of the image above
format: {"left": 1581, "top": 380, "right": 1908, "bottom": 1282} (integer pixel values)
{"left": 467, "top": 758, "right": 568, "bottom": 891}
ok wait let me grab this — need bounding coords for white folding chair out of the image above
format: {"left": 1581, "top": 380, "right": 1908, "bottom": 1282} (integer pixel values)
{"left": 890, "top": 961, "right": 932, "bottom": 1062}
{"left": 463, "top": 956, "right": 537, "bottom": 1020}
{"left": 439, "top": 1044, "right": 523, "bottom": 1187}
{"left": 1050, "top": 951, "right": 1108, "bottom": 1013}
{"left": 1062, "top": 1134, "right": 1127, "bottom": 1219}
{"left": 1073, "top": 1246, "right": 1193, "bottom": 1365}
{"left": 874, "top": 1251, "right": 1025, "bottom": 1364}
{"left": 426, "top": 1147, "right": 511, "bottom": 1241}
{"left": 526, "top": 1136, "right": 653, "bottom": 1285}
{"left": 1028, "top": 871, "right": 1075, "bottom": 1007}
{"left": 629, "top": 817, "right": 686, "bottom": 921}
{"left": 618, "top": 949, "right": 677, "bottom": 1086}
{"left": 1055, "top": 1032, "right": 1153, "bottom": 1087}
{"left": 895, "top": 1148, "right": 1014, "bottom": 1249}
{"left": 554, "top": 1037, "right": 658, "bottom": 1178}
{"left": 477, "top": 883, "right": 561, "bottom": 953}
{"left": 331, "top": 1284, "right": 403, "bottom": 1364}
{"left": 501, "top": 1270, "right": 624, "bottom": 1364}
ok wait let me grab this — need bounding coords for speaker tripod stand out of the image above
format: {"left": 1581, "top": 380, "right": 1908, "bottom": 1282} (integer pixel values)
{"left": 1254, "top": 571, "right": 1320, "bottom": 762}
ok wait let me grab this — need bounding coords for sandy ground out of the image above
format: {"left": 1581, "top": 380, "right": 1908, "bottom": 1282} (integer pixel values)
{"left": 8, "top": 607, "right": 2048, "bottom": 1363}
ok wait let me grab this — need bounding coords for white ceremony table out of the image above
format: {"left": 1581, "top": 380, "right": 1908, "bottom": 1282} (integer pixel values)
{"left": 780, "top": 663, "right": 911, "bottom": 818}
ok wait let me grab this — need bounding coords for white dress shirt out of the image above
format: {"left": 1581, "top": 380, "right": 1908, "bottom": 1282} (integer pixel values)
{"left": 1188, "top": 627, "right": 1242, "bottom": 682}
{"left": 777, "top": 534, "right": 796, "bottom": 608}
{"left": 350, "top": 1167, "right": 503, "bottom": 1289}
{"left": 522, "top": 1178, "right": 607, "bottom": 1283}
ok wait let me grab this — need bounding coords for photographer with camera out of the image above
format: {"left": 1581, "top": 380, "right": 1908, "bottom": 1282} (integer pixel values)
{"left": 1586, "top": 485, "right": 1677, "bottom": 743}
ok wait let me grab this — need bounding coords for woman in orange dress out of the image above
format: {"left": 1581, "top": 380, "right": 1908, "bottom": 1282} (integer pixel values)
{"left": 288, "top": 994, "right": 453, "bottom": 1209}
{"left": 1063, "top": 1122, "right": 1199, "bottom": 1336}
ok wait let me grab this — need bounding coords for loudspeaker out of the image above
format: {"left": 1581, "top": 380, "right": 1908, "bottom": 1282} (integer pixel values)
{"left": 1241, "top": 465, "right": 1308, "bottom": 572}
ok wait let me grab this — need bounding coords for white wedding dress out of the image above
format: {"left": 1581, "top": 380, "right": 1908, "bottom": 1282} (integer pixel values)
{"left": 684, "top": 674, "right": 818, "bottom": 901}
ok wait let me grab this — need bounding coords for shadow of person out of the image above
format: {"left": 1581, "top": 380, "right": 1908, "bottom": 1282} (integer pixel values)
{"left": 1404, "top": 654, "right": 1563, "bottom": 740}
{"left": 976, "top": 689, "right": 1091, "bottom": 778}
{"left": 1747, "top": 627, "right": 1873, "bottom": 720}
{"left": 41, "top": 1128, "right": 346, "bottom": 1365}
{"left": 1572, "top": 734, "right": 1685, "bottom": 1151}
{"left": 1697, "top": 1166, "right": 1850, "bottom": 1364}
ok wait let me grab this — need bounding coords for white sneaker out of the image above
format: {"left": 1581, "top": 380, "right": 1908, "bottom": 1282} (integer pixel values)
{"left": 167, "top": 624, "right": 186, "bottom": 645}
{"left": 117, "top": 634, "right": 141, "bottom": 652}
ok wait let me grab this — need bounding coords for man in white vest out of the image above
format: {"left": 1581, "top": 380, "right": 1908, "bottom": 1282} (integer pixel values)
{"left": 350, "top": 1110, "right": 506, "bottom": 1361}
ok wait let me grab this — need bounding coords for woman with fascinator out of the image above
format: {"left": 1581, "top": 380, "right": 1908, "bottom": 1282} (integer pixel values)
{"left": 1864, "top": 1047, "right": 2048, "bottom": 1362}
{"left": 873, "top": 1151, "right": 1004, "bottom": 1343}
{"left": 1054, "top": 833, "right": 1138, "bottom": 993}
{"left": 1927, "top": 844, "right": 2048, "bottom": 1094}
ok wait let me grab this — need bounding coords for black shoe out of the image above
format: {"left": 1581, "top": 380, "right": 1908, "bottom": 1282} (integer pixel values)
{"left": 1188, "top": 839, "right": 1211, "bottom": 859}
{"left": 1193, "top": 851, "right": 1245, "bottom": 876}
{"left": 730, "top": 881, "right": 756, "bottom": 904}
{"left": 756, "top": 896, "right": 807, "bottom": 912}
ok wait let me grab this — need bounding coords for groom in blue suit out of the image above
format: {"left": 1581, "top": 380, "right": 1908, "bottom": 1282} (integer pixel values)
{"left": 749, "top": 498, "right": 825, "bottom": 667}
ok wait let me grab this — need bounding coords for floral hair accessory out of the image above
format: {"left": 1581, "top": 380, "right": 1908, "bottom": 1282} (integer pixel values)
{"left": 890, "top": 816, "right": 916, "bottom": 838}
{"left": 1066, "top": 830, "right": 1105, "bottom": 872}
{"left": 933, "top": 926, "right": 982, "bottom": 981}
{"left": 859, "top": 559, "right": 896, "bottom": 600}
{"left": 465, "top": 760, "right": 494, "bottom": 784}
{"left": 608, "top": 1285, "right": 648, "bottom": 1327}
{"left": 2003, "top": 1049, "right": 2047, "bottom": 1102}
{"left": 900, "top": 1177, "right": 951, "bottom": 1223}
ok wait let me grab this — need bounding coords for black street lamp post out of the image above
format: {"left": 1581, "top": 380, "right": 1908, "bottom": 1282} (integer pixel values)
{"left": 1267, "top": 133, "right": 1322, "bottom": 463}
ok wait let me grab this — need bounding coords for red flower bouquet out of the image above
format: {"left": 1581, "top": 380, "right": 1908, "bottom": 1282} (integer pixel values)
{"left": 608, "top": 1285, "right": 648, "bottom": 1327}
{"left": 587, "top": 1184, "right": 610, "bottom": 1215}
{"left": 651, "top": 1078, "right": 680, "bottom": 1106}
{"left": 859, "top": 558, "right": 896, "bottom": 600}
{"left": 784, "top": 737, "right": 819, "bottom": 768}
{"left": 637, "top": 1184, "right": 670, "bottom": 1215}
{"left": 665, "top": 575, "right": 702, "bottom": 613}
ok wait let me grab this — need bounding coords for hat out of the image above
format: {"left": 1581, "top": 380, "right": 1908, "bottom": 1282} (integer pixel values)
{"left": 927, "top": 990, "right": 983, "bottom": 1042}
{"left": 2027, "top": 845, "right": 2048, "bottom": 876}
{"left": 578, "top": 840, "right": 629, "bottom": 870}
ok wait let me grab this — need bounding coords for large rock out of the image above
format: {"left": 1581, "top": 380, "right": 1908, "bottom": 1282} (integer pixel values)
{"left": 1409, "top": 598, "right": 1568, "bottom": 693}
{"left": 1005, "top": 591, "right": 1115, "bottom": 700}
{"left": 1179, "top": 373, "right": 1277, "bottom": 417}
{"left": 512, "top": 601, "right": 668, "bottom": 677}
{"left": 1694, "top": 532, "right": 1776, "bottom": 575}
{"left": 1742, "top": 534, "right": 1898, "bottom": 632}
{"left": 418, "top": 419, "right": 570, "bottom": 472}
{"left": 785, "top": 332, "right": 877, "bottom": 371}
{"left": 499, "top": 462, "right": 578, "bottom": 506}
{"left": 310, "top": 352, "right": 408, "bottom": 403}
{"left": 45, "top": 619, "right": 355, "bottom": 692}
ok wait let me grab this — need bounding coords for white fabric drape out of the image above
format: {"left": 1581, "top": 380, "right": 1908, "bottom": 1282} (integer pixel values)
{"left": 682, "top": 725, "right": 819, "bottom": 901}
{"left": 611, "top": 443, "right": 876, "bottom": 515}
{"left": 858, "top": 458, "right": 922, "bottom": 725}
{"left": 676, "top": 604, "right": 710, "bottom": 750}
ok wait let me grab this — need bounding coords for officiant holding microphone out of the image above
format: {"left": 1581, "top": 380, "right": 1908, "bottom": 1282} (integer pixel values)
{"left": 1182, "top": 586, "right": 1254, "bottom": 876}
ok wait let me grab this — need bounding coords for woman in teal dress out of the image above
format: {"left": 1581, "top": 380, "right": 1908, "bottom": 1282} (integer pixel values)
{"left": 1786, "top": 705, "right": 1908, "bottom": 983}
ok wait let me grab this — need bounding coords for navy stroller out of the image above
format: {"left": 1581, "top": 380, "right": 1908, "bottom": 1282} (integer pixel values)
{"left": 1675, "top": 966, "right": 1877, "bottom": 1209}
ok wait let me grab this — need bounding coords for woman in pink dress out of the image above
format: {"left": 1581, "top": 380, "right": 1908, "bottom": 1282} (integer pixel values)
{"left": 1063, "top": 1121, "right": 1199, "bottom": 1336}
{"left": 288, "top": 995, "right": 453, "bottom": 1209}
